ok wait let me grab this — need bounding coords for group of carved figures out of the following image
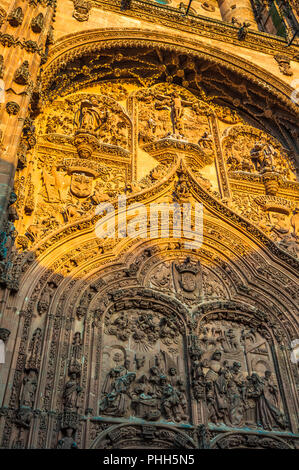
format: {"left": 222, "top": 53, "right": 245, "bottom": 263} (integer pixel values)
{"left": 227, "top": 140, "right": 293, "bottom": 178}
{"left": 99, "top": 355, "right": 188, "bottom": 424}
{"left": 190, "top": 349, "right": 287, "bottom": 431}
{"left": 73, "top": 97, "right": 128, "bottom": 148}
{"left": 11, "top": 319, "right": 289, "bottom": 449}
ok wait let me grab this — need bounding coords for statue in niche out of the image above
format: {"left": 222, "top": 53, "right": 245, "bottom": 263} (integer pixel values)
{"left": 191, "top": 351, "right": 205, "bottom": 398}
{"left": 37, "top": 281, "right": 56, "bottom": 315}
{"left": 26, "top": 328, "right": 42, "bottom": 370}
{"left": 168, "top": 367, "right": 188, "bottom": 417}
{"left": 31, "top": 12, "right": 44, "bottom": 33}
{"left": 16, "top": 369, "right": 38, "bottom": 428}
{"left": 74, "top": 98, "right": 108, "bottom": 135}
{"left": 20, "top": 370, "right": 37, "bottom": 408}
{"left": 8, "top": 7, "right": 24, "bottom": 27}
{"left": 63, "top": 371, "right": 82, "bottom": 412}
{"left": 14, "top": 61, "right": 30, "bottom": 86}
{"left": 70, "top": 332, "right": 83, "bottom": 368}
{"left": 243, "top": 375, "right": 257, "bottom": 425}
{"left": 188, "top": 335, "right": 205, "bottom": 399}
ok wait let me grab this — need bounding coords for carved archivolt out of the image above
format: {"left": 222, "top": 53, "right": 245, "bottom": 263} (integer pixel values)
{"left": 44, "top": 29, "right": 298, "bottom": 107}
{"left": 90, "top": 423, "right": 197, "bottom": 449}
{"left": 210, "top": 431, "right": 294, "bottom": 449}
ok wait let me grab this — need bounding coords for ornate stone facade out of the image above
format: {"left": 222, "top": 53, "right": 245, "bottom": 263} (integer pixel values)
{"left": 0, "top": 0, "right": 298, "bottom": 451}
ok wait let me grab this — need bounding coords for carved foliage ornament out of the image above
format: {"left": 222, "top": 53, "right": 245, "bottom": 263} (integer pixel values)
{"left": 8, "top": 7, "right": 24, "bottom": 27}
{"left": 6, "top": 102, "right": 20, "bottom": 115}
{"left": 31, "top": 13, "right": 44, "bottom": 34}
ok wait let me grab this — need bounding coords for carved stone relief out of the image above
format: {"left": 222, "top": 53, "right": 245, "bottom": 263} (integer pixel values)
{"left": 3, "top": 52, "right": 298, "bottom": 452}
{"left": 194, "top": 320, "right": 287, "bottom": 431}
{"left": 136, "top": 84, "right": 213, "bottom": 147}
{"left": 100, "top": 308, "right": 189, "bottom": 423}
{"left": 223, "top": 127, "right": 296, "bottom": 181}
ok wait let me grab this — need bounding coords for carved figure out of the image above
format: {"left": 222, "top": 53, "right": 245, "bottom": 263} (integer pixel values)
{"left": 37, "top": 281, "right": 56, "bottom": 315}
{"left": 20, "top": 370, "right": 37, "bottom": 408}
{"left": 249, "top": 373, "right": 286, "bottom": 431}
{"left": 99, "top": 371, "right": 136, "bottom": 416}
{"left": 63, "top": 372, "right": 82, "bottom": 412}
{"left": 74, "top": 98, "right": 108, "bottom": 134}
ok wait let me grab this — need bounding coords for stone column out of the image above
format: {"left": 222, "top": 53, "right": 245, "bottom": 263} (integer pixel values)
{"left": 218, "top": 0, "right": 258, "bottom": 29}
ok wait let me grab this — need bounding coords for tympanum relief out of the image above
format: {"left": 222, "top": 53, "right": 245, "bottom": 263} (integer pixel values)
{"left": 100, "top": 310, "right": 189, "bottom": 424}
{"left": 192, "top": 321, "right": 287, "bottom": 431}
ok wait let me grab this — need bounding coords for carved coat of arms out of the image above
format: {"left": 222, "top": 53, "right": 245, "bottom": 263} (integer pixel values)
{"left": 70, "top": 173, "right": 93, "bottom": 198}
{"left": 172, "top": 257, "right": 202, "bottom": 299}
